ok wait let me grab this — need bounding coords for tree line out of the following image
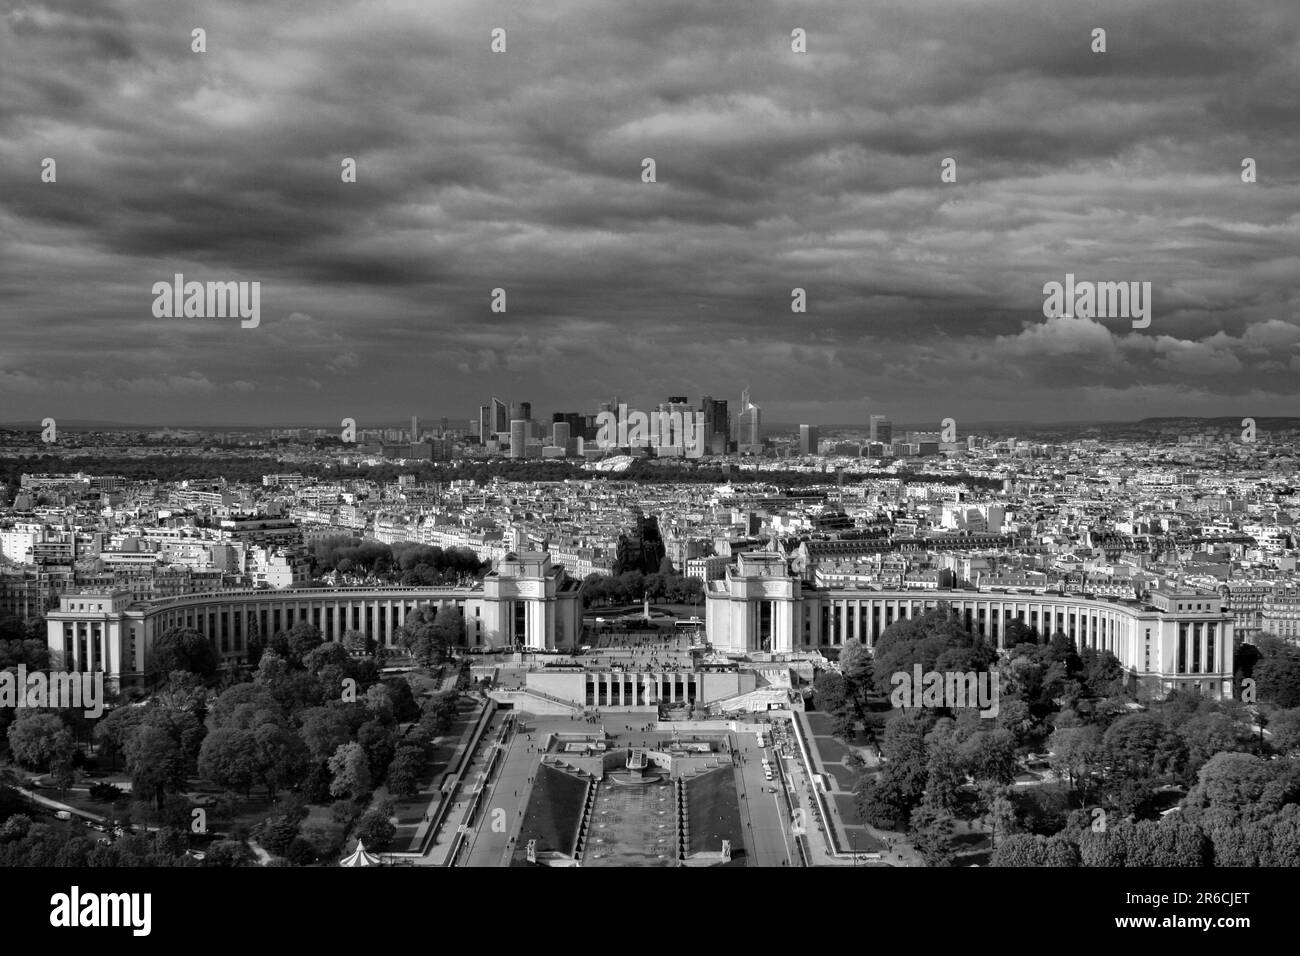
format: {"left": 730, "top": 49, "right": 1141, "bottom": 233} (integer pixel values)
{"left": 309, "top": 537, "right": 488, "bottom": 584}
{"left": 580, "top": 568, "right": 704, "bottom": 608}
{"left": 1, "top": 453, "right": 1001, "bottom": 495}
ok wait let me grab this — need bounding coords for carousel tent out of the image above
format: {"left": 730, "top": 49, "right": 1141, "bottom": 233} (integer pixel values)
{"left": 340, "top": 840, "right": 382, "bottom": 867}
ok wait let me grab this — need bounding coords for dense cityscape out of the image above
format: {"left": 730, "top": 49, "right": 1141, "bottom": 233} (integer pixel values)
{"left": 0, "top": 405, "right": 1298, "bottom": 875}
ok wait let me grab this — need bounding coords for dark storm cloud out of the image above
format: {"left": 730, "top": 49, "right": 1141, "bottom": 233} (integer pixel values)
{"left": 0, "top": 0, "right": 1297, "bottom": 426}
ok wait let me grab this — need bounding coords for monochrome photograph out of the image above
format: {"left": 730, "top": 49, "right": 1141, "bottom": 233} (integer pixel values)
{"left": 0, "top": 0, "right": 1294, "bottom": 936}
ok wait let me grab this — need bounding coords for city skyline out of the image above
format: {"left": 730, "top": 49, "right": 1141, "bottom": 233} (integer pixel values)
{"left": 0, "top": 409, "right": 1287, "bottom": 432}
{"left": 2, "top": 1, "right": 1297, "bottom": 426}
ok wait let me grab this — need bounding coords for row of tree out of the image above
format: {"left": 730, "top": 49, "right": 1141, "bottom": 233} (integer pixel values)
{"left": 308, "top": 537, "right": 488, "bottom": 583}
{"left": 0, "top": 452, "right": 1003, "bottom": 497}
{"left": 580, "top": 569, "right": 704, "bottom": 608}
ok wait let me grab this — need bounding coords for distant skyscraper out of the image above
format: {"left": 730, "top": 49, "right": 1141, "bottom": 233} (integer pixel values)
{"left": 509, "top": 420, "right": 527, "bottom": 459}
{"left": 410, "top": 415, "right": 419, "bottom": 442}
{"left": 553, "top": 411, "right": 582, "bottom": 439}
{"left": 477, "top": 405, "right": 490, "bottom": 443}
{"left": 552, "top": 421, "right": 571, "bottom": 451}
{"left": 491, "top": 398, "right": 508, "bottom": 435}
{"left": 870, "top": 415, "right": 892, "bottom": 445}
{"left": 738, "top": 387, "right": 761, "bottom": 448}
{"left": 701, "top": 396, "right": 729, "bottom": 454}
{"left": 512, "top": 401, "right": 531, "bottom": 423}
{"left": 799, "top": 424, "right": 819, "bottom": 455}
{"left": 655, "top": 397, "right": 695, "bottom": 450}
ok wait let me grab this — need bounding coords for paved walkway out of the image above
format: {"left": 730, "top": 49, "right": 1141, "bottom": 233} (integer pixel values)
{"left": 730, "top": 736, "right": 792, "bottom": 866}
{"left": 788, "top": 712, "right": 923, "bottom": 867}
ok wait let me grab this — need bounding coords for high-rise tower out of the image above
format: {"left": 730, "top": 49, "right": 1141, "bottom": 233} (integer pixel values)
{"left": 701, "top": 396, "right": 729, "bottom": 454}
{"left": 738, "top": 387, "right": 761, "bottom": 448}
{"left": 869, "top": 414, "right": 891, "bottom": 445}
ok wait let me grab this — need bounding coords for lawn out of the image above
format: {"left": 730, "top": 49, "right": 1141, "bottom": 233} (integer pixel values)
{"left": 832, "top": 792, "right": 866, "bottom": 827}
{"left": 823, "top": 763, "right": 860, "bottom": 792}
{"left": 47, "top": 791, "right": 120, "bottom": 822}
{"left": 811, "top": 735, "right": 852, "bottom": 764}
{"left": 804, "top": 711, "right": 835, "bottom": 736}
{"left": 388, "top": 703, "right": 481, "bottom": 852}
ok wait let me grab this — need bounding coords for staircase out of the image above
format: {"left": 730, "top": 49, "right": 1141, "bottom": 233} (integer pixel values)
{"left": 573, "top": 775, "right": 600, "bottom": 860}
{"left": 674, "top": 777, "right": 688, "bottom": 863}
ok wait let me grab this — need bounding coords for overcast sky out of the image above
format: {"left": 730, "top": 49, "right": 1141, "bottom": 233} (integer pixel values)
{"left": 1, "top": 0, "right": 1297, "bottom": 428}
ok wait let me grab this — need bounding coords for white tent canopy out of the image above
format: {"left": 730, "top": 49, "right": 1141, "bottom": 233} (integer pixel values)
{"left": 340, "top": 841, "right": 382, "bottom": 867}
